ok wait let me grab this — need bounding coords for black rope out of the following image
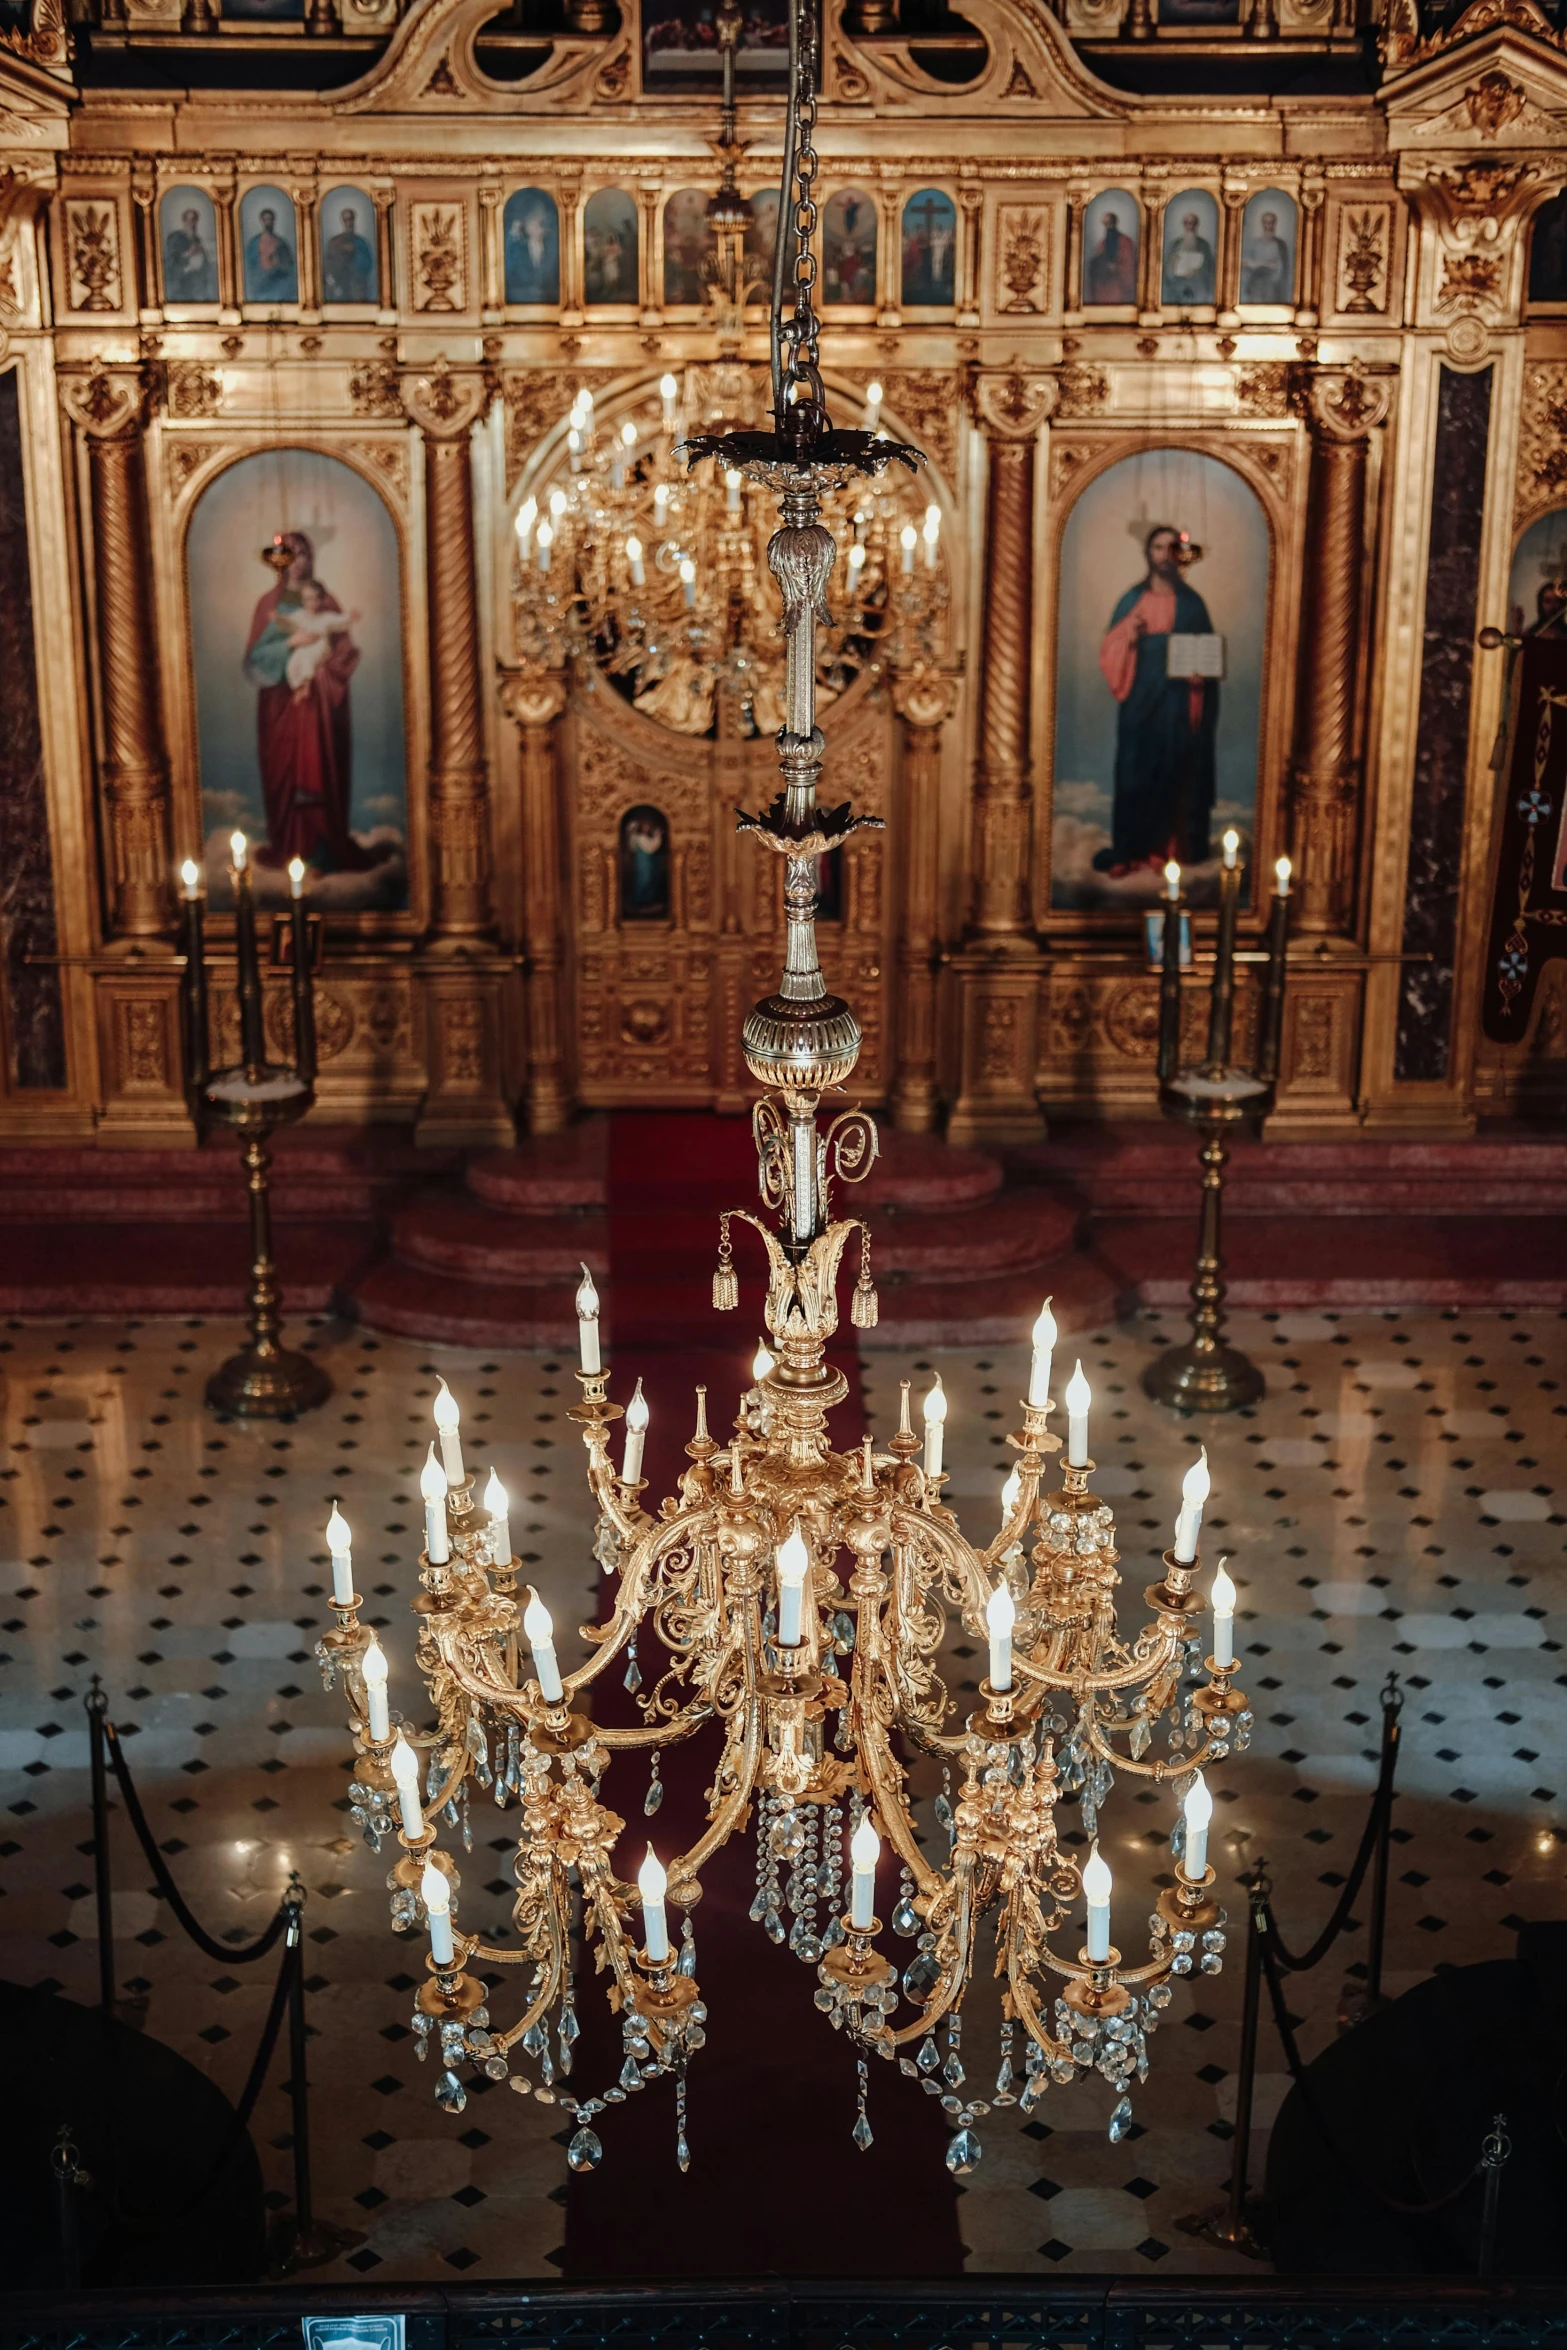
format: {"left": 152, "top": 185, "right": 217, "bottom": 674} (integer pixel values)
{"left": 1266, "top": 1691, "right": 1401, "bottom": 1974}
{"left": 104, "top": 1720, "right": 291, "bottom": 1964}
{"left": 1259, "top": 1926, "right": 1481, "bottom": 2219}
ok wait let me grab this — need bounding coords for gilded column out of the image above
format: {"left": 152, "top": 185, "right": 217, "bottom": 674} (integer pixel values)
{"left": 889, "top": 665, "right": 957, "bottom": 1132}
{"left": 1216, "top": 177, "right": 1246, "bottom": 325}
{"left": 64, "top": 364, "right": 171, "bottom": 939}
{"left": 499, "top": 666, "right": 574, "bottom": 1133}
{"left": 405, "top": 361, "right": 513, "bottom": 1144}
{"left": 1287, "top": 366, "right": 1394, "bottom": 934}
{"left": 1295, "top": 172, "right": 1325, "bottom": 326}
{"left": 956, "top": 181, "right": 982, "bottom": 328}
{"left": 639, "top": 184, "right": 663, "bottom": 328}
{"left": 479, "top": 175, "right": 503, "bottom": 320}
{"left": 947, "top": 371, "right": 1054, "bottom": 1146}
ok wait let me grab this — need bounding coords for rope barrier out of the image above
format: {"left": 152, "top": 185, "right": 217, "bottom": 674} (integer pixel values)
{"left": 102, "top": 1716, "right": 293, "bottom": 1965}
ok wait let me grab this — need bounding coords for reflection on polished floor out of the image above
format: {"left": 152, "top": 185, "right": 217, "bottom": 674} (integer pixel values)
{"left": 1, "top": 1305, "right": 1562, "bottom": 2278}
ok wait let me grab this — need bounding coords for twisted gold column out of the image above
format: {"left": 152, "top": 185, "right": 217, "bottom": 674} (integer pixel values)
{"left": 889, "top": 666, "right": 956, "bottom": 1133}
{"left": 69, "top": 371, "right": 171, "bottom": 940}
{"left": 1287, "top": 369, "right": 1393, "bottom": 935}
{"left": 500, "top": 666, "right": 574, "bottom": 1133}
{"left": 948, "top": 374, "right": 1053, "bottom": 1145}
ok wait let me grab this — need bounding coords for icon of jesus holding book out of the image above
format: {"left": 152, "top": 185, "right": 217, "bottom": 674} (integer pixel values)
{"left": 1092, "top": 523, "right": 1220, "bottom": 878}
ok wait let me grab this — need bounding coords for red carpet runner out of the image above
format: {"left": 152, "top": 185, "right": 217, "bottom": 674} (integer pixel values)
{"left": 562, "top": 1113, "right": 963, "bottom": 2278}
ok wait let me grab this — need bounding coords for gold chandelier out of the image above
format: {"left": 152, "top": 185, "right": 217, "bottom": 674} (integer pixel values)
{"left": 322, "top": 0, "right": 1250, "bottom": 2178}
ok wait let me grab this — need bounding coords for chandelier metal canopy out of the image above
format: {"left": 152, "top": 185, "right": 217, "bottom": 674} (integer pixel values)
{"left": 322, "top": 0, "right": 1250, "bottom": 2177}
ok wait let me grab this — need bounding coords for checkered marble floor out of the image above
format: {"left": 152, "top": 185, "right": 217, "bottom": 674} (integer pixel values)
{"left": 1, "top": 1305, "right": 1563, "bottom": 2279}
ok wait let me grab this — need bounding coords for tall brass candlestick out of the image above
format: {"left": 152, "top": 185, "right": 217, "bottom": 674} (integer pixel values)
{"left": 231, "top": 832, "right": 268, "bottom": 1079}
{"left": 1257, "top": 856, "right": 1291, "bottom": 1083}
{"left": 1204, "top": 829, "right": 1242, "bottom": 1071}
{"left": 1157, "top": 861, "right": 1183, "bottom": 1084}
{"left": 287, "top": 858, "right": 317, "bottom": 1087}
{"left": 179, "top": 859, "right": 210, "bottom": 1094}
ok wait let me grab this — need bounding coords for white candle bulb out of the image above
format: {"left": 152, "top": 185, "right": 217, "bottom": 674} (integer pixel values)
{"left": 654, "top": 483, "right": 669, "bottom": 525}
{"left": 1223, "top": 827, "right": 1240, "bottom": 870}
{"left": 567, "top": 426, "right": 582, "bottom": 471}
{"left": 638, "top": 1844, "right": 670, "bottom": 1962}
{"left": 420, "top": 1442, "right": 450, "bottom": 1566}
{"left": 433, "top": 1376, "right": 465, "bottom": 1488}
{"left": 752, "top": 1341, "right": 775, "bottom": 1383}
{"left": 524, "top": 1585, "right": 564, "bottom": 1702}
{"left": 986, "top": 1581, "right": 1015, "bottom": 1693}
{"left": 1001, "top": 1464, "right": 1021, "bottom": 1518}
{"left": 1275, "top": 855, "right": 1292, "bottom": 896}
{"left": 725, "top": 466, "right": 742, "bottom": 513}
{"left": 181, "top": 858, "right": 201, "bottom": 898}
{"left": 622, "top": 1377, "right": 649, "bottom": 1484}
{"left": 620, "top": 419, "right": 637, "bottom": 448}
{"left": 326, "top": 1501, "right": 353, "bottom": 1606}
{"left": 922, "top": 1374, "right": 946, "bottom": 1480}
{"left": 288, "top": 857, "right": 306, "bottom": 900}
{"left": 775, "top": 1525, "right": 809, "bottom": 1648}
{"left": 679, "top": 557, "right": 696, "bottom": 607}
{"left": 626, "top": 534, "right": 645, "bottom": 587}
{"left": 1183, "top": 1770, "right": 1214, "bottom": 1881}
{"left": 535, "top": 519, "right": 553, "bottom": 571}
{"left": 515, "top": 495, "right": 536, "bottom": 543}
{"left": 848, "top": 542, "right": 866, "bottom": 579}
{"left": 850, "top": 1813, "right": 879, "bottom": 1929}
{"left": 1173, "top": 1446, "right": 1210, "bottom": 1564}
{"left": 1211, "top": 1558, "right": 1237, "bottom": 1670}
{"left": 484, "top": 1467, "right": 510, "bottom": 1565}
{"left": 549, "top": 487, "right": 567, "bottom": 518}
{"left": 660, "top": 370, "right": 678, "bottom": 422}
{"left": 421, "top": 1858, "right": 454, "bottom": 1967}
{"left": 1082, "top": 1839, "right": 1112, "bottom": 1962}
{"left": 361, "top": 1636, "right": 390, "bottom": 1743}
{"left": 390, "top": 1730, "right": 425, "bottom": 1840}
{"left": 1164, "top": 859, "right": 1181, "bottom": 902}
{"left": 1065, "top": 1361, "right": 1091, "bottom": 1466}
{"left": 230, "top": 830, "right": 247, "bottom": 871}
{"left": 1028, "top": 1296, "right": 1056, "bottom": 1409}
{"left": 899, "top": 522, "right": 917, "bottom": 574}
{"left": 576, "top": 1262, "right": 601, "bottom": 1374}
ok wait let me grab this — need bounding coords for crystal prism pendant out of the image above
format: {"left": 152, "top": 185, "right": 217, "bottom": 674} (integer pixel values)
{"left": 944, "top": 2128, "right": 980, "bottom": 2175}
{"left": 568, "top": 2127, "right": 603, "bottom": 2171}
{"left": 852, "top": 2110, "right": 874, "bottom": 2151}
{"left": 434, "top": 2068, "right": 467, "bottom": 2114}
{"left": 644, "top": 1772, "right": 664, "bottom": 1817}
{"left": 1108, "top": 2096, "right": 1134, "bottom": 2142}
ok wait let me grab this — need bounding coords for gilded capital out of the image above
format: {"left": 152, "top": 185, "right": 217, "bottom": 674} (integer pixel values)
{"left": 402, "top": 356, "right": 491, "bottom": 440}
{"left": 61, "top": 358, "right": 147, "bottom": 440}
{"left": 969, "top": 368, "right": 1058, "bottom": 441}
{"left": 888, "top": 660, "right": 959, "bottom": 731}
{"left": 1300, "top": 364, "right": 1396, "bottom": 443}
{"left": 499, "top": 662, "right": 570, "bottom": 730}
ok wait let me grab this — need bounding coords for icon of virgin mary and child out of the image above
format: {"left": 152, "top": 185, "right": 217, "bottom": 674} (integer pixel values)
{"left": 243, "top": 531, "right": 375, "bottom": 873}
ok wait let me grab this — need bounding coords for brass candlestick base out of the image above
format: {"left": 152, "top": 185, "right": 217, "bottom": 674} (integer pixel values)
{"left": 1143, "top": 1334, "right": 1265, "bottom": 1415}
{"left": 1143, "top": 1085, "right": 1272, "bottom": 1418}
{"left": 200, "top": 1078, "right": 332, "bottom": 1420}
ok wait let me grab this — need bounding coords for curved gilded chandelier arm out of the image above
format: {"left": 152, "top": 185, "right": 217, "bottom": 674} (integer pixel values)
{"left": 591, "top": 1699, "right": 716, "bottom": 1753}
{"left": 1002, "top": 1919, "right": 1075, "bottom": 2064}
{"left": 1083, "top": 1717, "right": 1230, "bottom": 1782}
{"left": 888, "top": 1503, "right": 995, "bottom": 1621}
{"left": 884, "top": 1861, "right": 978, "bottom": 2046}
{"left": 668, "top": 1608, "right": 764, "bottom": 1888}
{"left": 855, "top": 1689, "right": 943, "bottom": 1898}
{"left": 1009, "top": 1625, "right": 1185, "bottom": 1699}
{"left": 561, "top": 1509, "right": 727, "bottom": 1699}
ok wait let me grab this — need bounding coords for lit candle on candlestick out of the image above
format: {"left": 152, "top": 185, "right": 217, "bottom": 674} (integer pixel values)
{"left": 725, "top": 467, "right": 742, "bottom": 515}
{"left": 923, "top": 503, "right": 940, "bottom": 569}
{"left": 535, "top": 520, "right": 554, "bottom": 573}
{"left": 484, "top": 1468, "right": 510, "bottom": 1565}
{"left": 626, "top": 534, "right": 645, "bottom": 588}
{"left": 576, "top": 1263, "right": 601, "bottom": 1373}
{"left": 863, "top": 379, "right": 883, "bottom": 432}
{"left": 286, "top": 858, "right": 316, "bottom": 1084}
{"left": 390, "top": 1731, "right": 425, "bottom": 1840}
{"left": 986, "top": 1581, "right": 1015, "bottom": 1693}
{"left": 775, "top": 1525, "right": 809, "bottom": 1647}
{"left": 515, "top": 495, "right": 536, "bottom": 551}
{"left": 421, "top": 1859, "right": 454, "bottom": 1967}
{"left": 1173, "top": 1447, "right": 1209, "bottom": 1564}
{"left": 326, "top": 1500, "right": 353, "bottom": 1605}
{"left": 899, "top": 522, "right": 917, "bottom": 575}
{"left": 622, "top": 1378, "right": 648, "bottom": 1484}
{"left": 850, "top": 1813, "right": 879, "bottom": 1929}
{"left": 847, "top": 542, "right": 866, "bottom": 587}
{"left": 361, "top": 1636, "right": 390, "bottom": 1743}
{"left": 1001, "top": 1463, "right": 1021, "bottom": 1518}
{"left": 1082, "top": 1840, "right": 1111, "bottom": 1962}
{"left": 433, "top": 1377, "right": 465, "bottom": 1488}
{"left": 660, "top": 371, "right": 678, "bottom": 429}
{"left": 1258, "top": 854, "right": 1292, "bottom": 1083}
{"left": 1028, "top": 1297, "right": 1056, "bottom": 1409}
{"left": 1206, "top": 828, "right": 1242, "bottom": 1071}
{"left": 524, "top": 1586, "right": 564, "bottom": 1702}
{"left": 638, "top": 1845, "right": 670, "bottom": 1961}
{"left": 1158, "top": 859, "right": 1184, "bottom": 1084}
{"left": 922, "top": 1374, "right": 946, "bottom": 1479}
{"left": 753, "top": 1341, "right": 775, "bottom": 1383}
{"left": 1065, "top": 1361, "right": 1090, "bottom": 1466}
{"left": 679, "top": 558, "right": 697, "bottom": 609}
{"left": 230, "top": 831, "right": 267, "bottom": 1079}
{"left": 421, "top": 1442, "right": 450, "bottom": 1566}
{"left": 1182, "top": 1771, "right": 1213, "bottom": 1881}
{"left": 654, "top": 483, "right": 669, "bottom": 530}
{"left": 568, "top": 427, "right": 582, "bottom": 473}
{"left": 1210, "top": 1557, "right": 1236, "bottom": 1669}
{"left": 179, "top": 858, "right": 210, "bottom": 1093}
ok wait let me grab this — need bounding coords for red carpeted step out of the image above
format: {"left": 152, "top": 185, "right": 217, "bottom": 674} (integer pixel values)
{"left": 866, "top": 1252, "right": 1128, "bottom": 1347}
{"left": 0, "top": 1220, "right": 371, "bottom": 1315}
{"left": 866, "top": 1189, "right": 1081, "bottom": 1279}
{"left": 352, "top": 1259, "right": 580, "bottom": 1348}
{"left": 388, "top": 1199, "right": 609, "bottom": 1286}
{"left": 860, "top": 1127, "right": 1003, "bottom": 1211}
{"left": 1009, "top": 1128, "right": 1567, "bottom": 1219}
{"left": 1096, "top": 1213, "right": 1567, "bottom": 1307}
{"left": 466, "top": 1117, "right": 609, "bottom": 1213}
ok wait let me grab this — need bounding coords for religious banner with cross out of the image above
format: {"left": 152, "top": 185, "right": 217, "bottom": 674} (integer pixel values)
{"left": 1480, "top": 632, "right": 1567, "bottom": 1042}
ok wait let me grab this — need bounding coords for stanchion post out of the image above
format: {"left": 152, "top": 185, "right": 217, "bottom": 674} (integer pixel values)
{"left": 285, "top": 1897, "right": 313, "bottom": 2248}
{"left": 86, "top": 1680, "right": 115, "bottom": 2020}
{"left": 1366, "top": 1673, "right": 1403, "bottom": 2010}
{"left": 1478, "top": 2114, "right": 1509, "bottom": 2276}
{"left": 1177, "top": 1858, "right": 1270, "bottom": 2256}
